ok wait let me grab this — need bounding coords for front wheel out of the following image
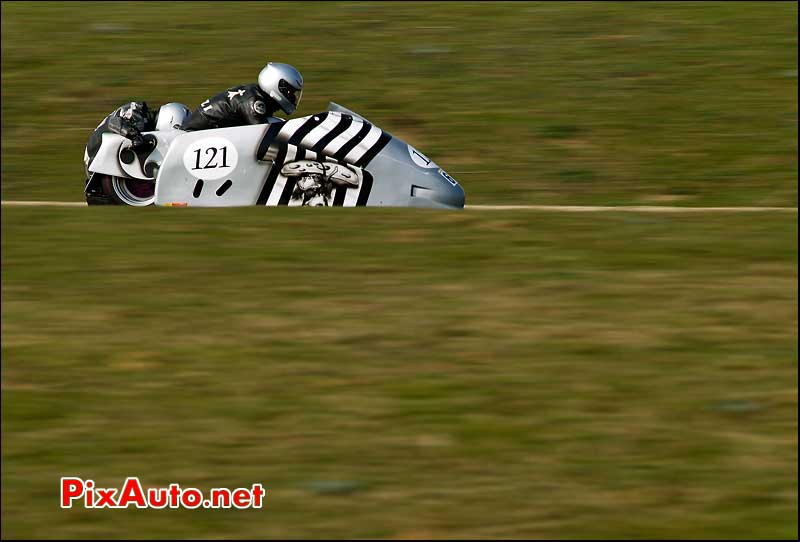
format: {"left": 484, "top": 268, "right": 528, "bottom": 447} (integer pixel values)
{"left": 101, "top": 175, "right": 156, "bottom": 206}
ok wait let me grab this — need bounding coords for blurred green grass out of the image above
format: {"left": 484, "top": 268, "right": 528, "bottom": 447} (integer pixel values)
{"left": 1, "top": 1, "right": 797, "bottom": 205}
{"left": 2, "top": 2, "right": 798, "bottom": 539}
{"left": 2, "top": 207, "right": 797, "bottom": 538}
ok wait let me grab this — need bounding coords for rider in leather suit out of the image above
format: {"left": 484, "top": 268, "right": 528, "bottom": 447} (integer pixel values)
{"left": 181, "top": 62, "right": 303, "bottom": 131}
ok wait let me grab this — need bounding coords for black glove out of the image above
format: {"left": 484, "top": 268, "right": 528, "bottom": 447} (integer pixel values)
{"left": 108, "top": 116, "right": 140, "bottom": 140}
{"left": 130, "top": 134, "right": 147, "bottom": 150}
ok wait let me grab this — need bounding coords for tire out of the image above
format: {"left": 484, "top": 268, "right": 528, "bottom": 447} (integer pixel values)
{"left": 85, "top": 193, "right": 113, "bottom": 205}
{"left": 84, "top": 175, "right": 112, "bottom": 205}
{"left": 101, "top": 175, "right": 156, "bottom": 207}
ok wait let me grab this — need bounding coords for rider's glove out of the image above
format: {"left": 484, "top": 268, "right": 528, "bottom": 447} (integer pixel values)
{"left": 130, "top": 135, "right": 145, "bottom": 149}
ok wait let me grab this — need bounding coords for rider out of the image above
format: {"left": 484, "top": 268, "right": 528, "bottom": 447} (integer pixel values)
{"left": 181, "top": 62, "right": 303, "bottom": 131}
{"left": 84, "top": 101, "right": 191, "bottom": 174}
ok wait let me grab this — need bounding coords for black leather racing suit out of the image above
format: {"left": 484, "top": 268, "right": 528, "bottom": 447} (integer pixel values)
{"left": 181, "top": 84, "right": 280, "bottom": 131}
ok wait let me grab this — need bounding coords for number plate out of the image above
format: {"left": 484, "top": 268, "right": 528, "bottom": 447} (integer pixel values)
{"left": 439, "top": 169, "right": 458, "bottom": 186}
{"left": 182, "top": 137, "right": 238, "bottom": 180}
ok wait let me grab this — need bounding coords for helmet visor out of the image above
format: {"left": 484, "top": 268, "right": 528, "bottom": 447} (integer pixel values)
{"left": 278, "top": 79, "right": 302, "bottom": 107}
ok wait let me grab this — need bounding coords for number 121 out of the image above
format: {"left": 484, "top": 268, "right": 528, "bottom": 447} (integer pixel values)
{"left": 192, "top": 147, "right": 229, "bottom": 169}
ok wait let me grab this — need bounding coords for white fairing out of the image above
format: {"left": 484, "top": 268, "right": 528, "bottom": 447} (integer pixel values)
{"left": 155, "top": 124, "right": 271, "bottom": 206}
{"left": 88, "top": 133, "right": 129, "bottom": 178}
{"left": 144, "top": 128, "right": 183, "bottom": 177}
{"left": 88, "top": 130, "right": 185, "bottom": 181}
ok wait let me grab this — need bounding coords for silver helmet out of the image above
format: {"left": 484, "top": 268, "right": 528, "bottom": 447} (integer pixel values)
{"left": 258, "top": 62, "right": 303, "bottom": 115}
{"left": 155, "top": 102, "right": 191, "bottom": 131}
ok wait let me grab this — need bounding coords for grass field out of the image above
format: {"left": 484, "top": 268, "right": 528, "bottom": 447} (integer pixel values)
{"left": 2, "top": 207, "right": 797, "bottom": 538}
{"left": 1, "top": 1, "right": 797, "bottom": 206}
{"left": 1, "top": 1, "right": 798, "bottom": 539}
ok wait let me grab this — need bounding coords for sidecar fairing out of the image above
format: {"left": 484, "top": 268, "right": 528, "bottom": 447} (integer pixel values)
{"left": 86, "top": 103, "right": 464, "bottom": 209}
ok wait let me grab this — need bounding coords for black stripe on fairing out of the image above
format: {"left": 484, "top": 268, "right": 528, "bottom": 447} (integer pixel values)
{"left": 356, "top": 171, "right": 374, "bottom": 206}
{"left": 332, "top": 186, "right": 347, "bottom": 206}
{"left": 278, "top": 176, "right": 297, "bottom": 206}
{"left": 256, "top": 122, "right": 283, "bottom": 161}
{"left": 216, "top": 179, "right": 233, "bottom": 196}
{"left": 355, "top": 131, "right": 391, "bottom": 168}
{"left": 288, "top": 113, "right": 328, "bottom": 146}
{"left": 332, "top": 121, "right": 372, "bottom": 162}
{"left": 193, "top": 179, "right": 204, "bottom": 198}
{"left": 311, "top": 115, "right": 353, "bottom": 155}
{"left": 256, "top": 144, "right": 287, "bottom": 205}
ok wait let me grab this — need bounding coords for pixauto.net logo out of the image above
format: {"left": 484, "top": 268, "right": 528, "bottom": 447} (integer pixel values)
{"left": 60, "top": 477, "right": 266, "bottom": 510}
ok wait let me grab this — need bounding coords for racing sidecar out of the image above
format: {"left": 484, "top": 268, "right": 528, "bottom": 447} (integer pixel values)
{"left": 85, "top": 103, "right": 465, "bottom": 209}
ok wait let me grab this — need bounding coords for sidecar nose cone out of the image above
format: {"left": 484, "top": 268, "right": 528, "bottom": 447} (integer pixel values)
{"left": 439, "top": 180, "right": 465, "bottom": 209}
{"left": 409, "top": 172, "right": 465, "bottom": 209}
